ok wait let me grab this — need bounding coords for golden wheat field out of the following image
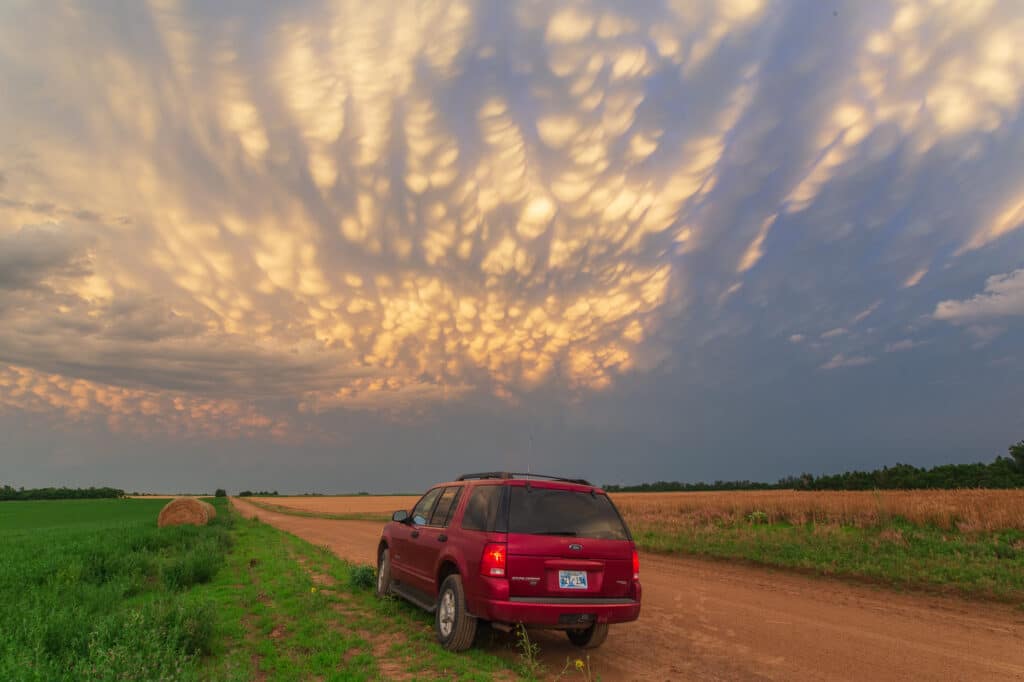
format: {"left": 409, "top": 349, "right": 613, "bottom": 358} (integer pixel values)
{"left": 255, "top": 489, "right": 1024, "bottom": 532}
{"left": 251, "top": 495, "right": 420, "bottom": 515}
{"left": 612, "top": 489, "right": 1024, "bottom": 532}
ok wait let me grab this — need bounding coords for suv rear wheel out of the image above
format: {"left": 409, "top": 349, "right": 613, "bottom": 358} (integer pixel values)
{"left": 435, "top": 574, "right": 477, "bottom": 651}
{"left": 566, "top": 622, "right": 608, "bottom": 648}
{"left": 376, "top": 548, "right": 392, "bottom": 598}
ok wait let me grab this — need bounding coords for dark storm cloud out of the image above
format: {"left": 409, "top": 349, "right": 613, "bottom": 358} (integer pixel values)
{"left": 0, "top": 303, "right": 378, "bottom": 398}
{"left": 0, "top": 225, "right": 91, "bottom": 291}
{"left": 101, "top": 297, "right": 207, "bottom": 342}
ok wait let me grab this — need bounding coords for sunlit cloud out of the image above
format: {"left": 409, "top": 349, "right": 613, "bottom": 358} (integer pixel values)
{"left": 736, "top": 214, "right": 776, "bottom": 273}
{"left": 0, "top": 0, "right": 1022, "bottom": 443}
{"left": 885, "top": 339, "right": 921, "bottom": 353}
{"left": 903, "top": 267, "right": 928, "bottom": 288}
{"left": 960, "top": 194, "right": 1024, "bottom": 254}
{"left": 820, "top": 353, "right": 874, "bottom": 371}
{"left": 852, "top": 301, "right": 881, "bottom": 325}
{"left": 934, "top": 269, "right": 1024, "bottom": 323}
{"left": 0, "top": 365, "right": 291, "bottom": 441}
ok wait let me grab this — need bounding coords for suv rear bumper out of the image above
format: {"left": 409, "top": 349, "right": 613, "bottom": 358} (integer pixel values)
{"left": 473, "top": 594, "right": 641, "bottom": 627}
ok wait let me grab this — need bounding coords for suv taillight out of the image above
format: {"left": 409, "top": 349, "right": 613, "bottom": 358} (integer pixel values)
{"left": 632, "top": 549, "right": 639, "bottom": 580}
{"left": 480, "top": 543, "right": 507, "bottom": 577}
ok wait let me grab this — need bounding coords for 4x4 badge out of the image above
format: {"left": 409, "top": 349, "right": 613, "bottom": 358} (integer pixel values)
{"left": 569, "top": 543, "right": 583, "bottom": 551}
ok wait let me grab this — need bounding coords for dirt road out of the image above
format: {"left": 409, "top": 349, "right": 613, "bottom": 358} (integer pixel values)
{"left": 231, "top": 498, "right": 1024, "bottom": 681}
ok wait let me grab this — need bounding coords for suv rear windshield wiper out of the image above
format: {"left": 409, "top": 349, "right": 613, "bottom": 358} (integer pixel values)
{"left": 536, "top": 531, "right": 577, "bottom": 536}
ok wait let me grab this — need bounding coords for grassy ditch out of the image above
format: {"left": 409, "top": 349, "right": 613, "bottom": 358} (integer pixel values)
{"left": 201, "top": 510, "right": 516, "bottom": 680}
{"left": 0, "top": 497, "right": 233, "bottom": 680}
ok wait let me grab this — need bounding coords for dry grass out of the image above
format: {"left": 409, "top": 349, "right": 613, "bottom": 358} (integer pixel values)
{"left": 611, "top": 489, "right": 1024, "bottom": 532}
{"left": 254, "top": 489, "right": 1024, "bottom": 533}
{"left": 250, "top": 496, "right": 420, "bottom": 516}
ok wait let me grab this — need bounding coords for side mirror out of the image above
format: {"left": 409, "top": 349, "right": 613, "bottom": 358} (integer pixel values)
{"left": 392, "top": 510, "right": 409, "bottom": 523}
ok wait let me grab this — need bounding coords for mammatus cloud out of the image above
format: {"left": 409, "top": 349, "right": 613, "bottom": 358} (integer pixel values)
{"left": 934, "top": 269, "right": 1024, "bottom": 323}
{"left": 0, "top": 0, "right": 1022, "bottom": 444}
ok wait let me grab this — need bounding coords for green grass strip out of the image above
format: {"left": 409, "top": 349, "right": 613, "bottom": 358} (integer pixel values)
{"left": 632, "top": 519, "right": 1024, "bottom": 603}
{"left": 197, "top": 507, "right": 518, "bottom": 680}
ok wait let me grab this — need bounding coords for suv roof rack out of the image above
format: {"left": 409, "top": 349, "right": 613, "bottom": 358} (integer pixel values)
{"left": 455, "top": 472, "right": 592, "bottom": 486}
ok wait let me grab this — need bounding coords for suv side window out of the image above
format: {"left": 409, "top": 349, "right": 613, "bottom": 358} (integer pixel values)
{"left": 461, "top": 485, "right": 507, "bottom": 532}
{"left": 428, "top": 486, "right": 462, "bottom": 527}
{"left": 411, "top": 487, "right": 443, "bottom": 525}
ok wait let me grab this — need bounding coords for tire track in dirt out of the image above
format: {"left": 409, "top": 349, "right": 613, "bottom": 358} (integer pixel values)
{"left": 231, "top": 497, "right": 1024, "bottom": 681}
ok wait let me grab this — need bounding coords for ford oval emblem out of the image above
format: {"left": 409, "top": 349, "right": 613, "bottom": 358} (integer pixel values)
{"left": 568, "top": 543, "right": 583, "bottom": 551}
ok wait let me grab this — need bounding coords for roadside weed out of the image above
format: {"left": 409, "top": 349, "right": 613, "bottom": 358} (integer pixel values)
{"left": 347, "top": 563, "right": 377, "bottom": 591}
{"left": 515, "top": 623, "right": 543, "bottom": 679}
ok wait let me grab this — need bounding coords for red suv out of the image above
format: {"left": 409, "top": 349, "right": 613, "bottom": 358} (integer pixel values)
{"left": 376, "top": 472, "right": 641, "bottom": 651}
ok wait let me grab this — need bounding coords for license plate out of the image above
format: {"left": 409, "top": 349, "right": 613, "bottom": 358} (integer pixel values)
{"left": 558, "top": 570, "right": 588, "bottom": 590}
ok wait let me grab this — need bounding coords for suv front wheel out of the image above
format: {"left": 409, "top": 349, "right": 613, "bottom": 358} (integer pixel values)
{"left": 566, "top": 622, "right": 608, "bottom": 648}
{"left": 435, "top": 574, "right": 477, "bottom": 651}
{"left": 376, "top": 548, "right": 392, "bottom": 598}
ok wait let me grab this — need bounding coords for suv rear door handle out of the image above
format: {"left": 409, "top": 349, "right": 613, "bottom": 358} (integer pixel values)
{"left": 437, "top": 534, "right": 447, "bottom": 542}
{"left": 411, "top": 530, "right": 420, "bottom": 538}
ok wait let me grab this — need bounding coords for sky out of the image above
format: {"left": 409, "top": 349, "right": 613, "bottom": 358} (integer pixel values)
{"left": 1, "top": 0, "right": 1022, "bottom": 493}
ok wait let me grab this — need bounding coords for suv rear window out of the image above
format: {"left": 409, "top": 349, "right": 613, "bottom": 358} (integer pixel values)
{"left": 508, "top": 487, "right": 629, "bottom": 540}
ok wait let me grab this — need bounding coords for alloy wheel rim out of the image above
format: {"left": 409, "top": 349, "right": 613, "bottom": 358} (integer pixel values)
{"left": 439, "top": 590, "right": 455, "bottom": 637}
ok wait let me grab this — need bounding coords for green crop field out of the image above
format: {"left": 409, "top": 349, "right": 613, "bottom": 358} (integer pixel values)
{"left": 0, "top": 498, "right": 522, "bottom": 681}
{"left": 0, "top": 497, "right": 167, "bottom": 530}
{"left": 0, "top": 497, "right": 232, "bottom": 680}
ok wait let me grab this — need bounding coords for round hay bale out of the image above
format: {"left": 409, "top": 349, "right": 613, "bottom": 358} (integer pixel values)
{"left": 199, "top": 500, "right": 217, "bottom": 520}
{"left": 158, "top": 497, "right": 210, "bottom": 527}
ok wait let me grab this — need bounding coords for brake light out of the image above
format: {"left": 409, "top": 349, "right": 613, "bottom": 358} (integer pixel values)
{"left": 480, "top": 543, "right": 507, "bottom": 577}
{"left": 632, "top": 549, "right": 640, "bottom": 580}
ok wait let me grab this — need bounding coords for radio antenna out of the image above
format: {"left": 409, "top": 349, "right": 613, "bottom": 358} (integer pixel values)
{"left": 527, "top": 430, "right": 534, "bottom": 475}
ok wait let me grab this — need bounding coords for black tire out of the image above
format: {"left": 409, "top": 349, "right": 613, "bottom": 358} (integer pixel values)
{"left": 376, "top": 547, "right": 392, "bottom": 598}
{"left": 435, "top": 574, "right": 477, "bottom": 651}
{"left": 566, "top": 622, "right": 609, "bottom": 649}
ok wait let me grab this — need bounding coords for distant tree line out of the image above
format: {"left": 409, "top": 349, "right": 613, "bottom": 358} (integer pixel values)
{"left": 0, "top": 485, "right": 125, "bottom": 501}
{"left": 237, "top": 490, "right": 278, "bottom": 497}
{"left": 605, "top": 441, "right": 1024, "bottom": 492}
